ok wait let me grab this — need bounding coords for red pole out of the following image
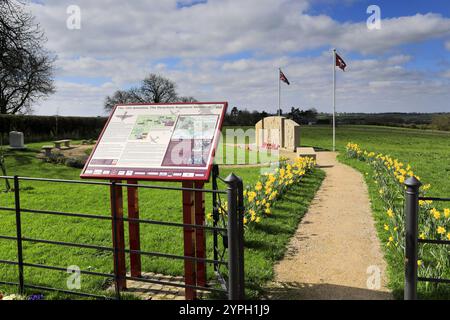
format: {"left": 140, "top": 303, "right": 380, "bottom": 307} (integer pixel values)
{"left": 127, "top": 180, "right": 142, "bottom": 278}
{"left": 182, "top": 181, "right": 197, "bottom": 300}
{"left": 194, "top": 182, "right": 206, "bottom": 287}
{"left": 110, "top": 181, "right": 127, "bottom": 290}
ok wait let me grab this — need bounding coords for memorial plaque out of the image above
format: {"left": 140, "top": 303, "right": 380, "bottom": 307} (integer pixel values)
{"left": 81, "top": 102, "right": 227, "bottom": 181}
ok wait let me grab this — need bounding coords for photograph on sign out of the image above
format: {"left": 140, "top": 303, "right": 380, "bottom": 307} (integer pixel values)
{"left": 80, "top": 102, "right": 227, "bottom": 181}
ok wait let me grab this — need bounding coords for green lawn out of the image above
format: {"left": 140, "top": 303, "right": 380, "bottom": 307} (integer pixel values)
{"left": 0, "top": 141, "right": 324, "bottom": 299}
{"left": 2, "top": 125, "right": 447, "bottom": 300}
{"left": 301, "top": 125, "right": 450, "bottom": 198}
{"left": 301, "top": 125, "right": 450, "bottom": 299}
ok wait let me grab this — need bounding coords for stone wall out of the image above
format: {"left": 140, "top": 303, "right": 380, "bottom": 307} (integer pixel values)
{"left": 255, "top": 116, "right": 300, "bottom": 152}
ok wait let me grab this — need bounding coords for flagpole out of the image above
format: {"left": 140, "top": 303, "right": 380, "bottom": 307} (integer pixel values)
{"left": 278, "top": 68, "right": 281, "bottom": 116}
{"left": 332, "top": 49, "right": 336, "bottom": 152}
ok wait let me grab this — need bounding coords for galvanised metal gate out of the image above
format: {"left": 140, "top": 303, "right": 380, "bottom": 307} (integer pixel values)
{"left": 404, "top": 176, "right": 450, "bottom": 300}
{"left": 0, "top": 166, "right": 245, "bottom": 300}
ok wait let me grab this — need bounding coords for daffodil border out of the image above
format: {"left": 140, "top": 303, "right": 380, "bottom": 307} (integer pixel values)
{"left": 346, "top": 142, "right": 450, "bottom": 282}
{"left": 207, "top": 157, "right": 316, "bottom": 227}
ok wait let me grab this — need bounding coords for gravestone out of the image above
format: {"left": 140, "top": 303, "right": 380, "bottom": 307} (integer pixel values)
{"left": 255, "top": 116, "right": 300, "bottom": 152}
{"left": 9, "top": 131, "right": 25, "bottom": 150}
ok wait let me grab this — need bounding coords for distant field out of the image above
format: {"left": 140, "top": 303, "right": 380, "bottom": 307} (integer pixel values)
{"left": 301, "top": 125, "right": 450, "bottom": 197}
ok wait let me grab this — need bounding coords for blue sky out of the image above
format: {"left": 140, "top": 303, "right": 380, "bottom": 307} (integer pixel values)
{"left": 27, "top": 0, "right": 450, "bottom": 116}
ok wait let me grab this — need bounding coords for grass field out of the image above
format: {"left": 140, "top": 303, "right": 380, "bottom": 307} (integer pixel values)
{"left": 0, "top": 141, "right": 324, "bottom": 299}
{"left": 301, "top": 125, "right": 450, "bottom": 299}
{"left": 1, "top": 124, "right": 449, "bottom": 300}
{"left": 301, "top": 125, "right": 450, "bottom": 198}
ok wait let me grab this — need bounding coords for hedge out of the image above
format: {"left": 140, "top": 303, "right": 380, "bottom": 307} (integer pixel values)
{"left": 0, "top": 114, "right": 107, "bottom": 144}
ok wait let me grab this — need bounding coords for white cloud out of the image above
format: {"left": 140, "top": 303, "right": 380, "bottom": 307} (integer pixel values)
{"left": 446, "top": 40, "right": 450, "bottom": 50}
{"left": 31, "top": 1, "right": 450, "bottom": 59}
{"left": 23, "top": 0, "right": 450, "bottom": 115}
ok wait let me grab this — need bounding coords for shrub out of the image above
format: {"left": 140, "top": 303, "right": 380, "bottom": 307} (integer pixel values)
{"left": 65, "top": 157, "right": 88, "bottom": 169}
{"left": 0, "top": 114, "right": 107, "bottom": 143}
{"left": 431, "top": 114, "right": 450, "bottom": 131}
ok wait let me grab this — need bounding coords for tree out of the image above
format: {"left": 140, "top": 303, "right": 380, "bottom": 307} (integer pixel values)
{"left": 178, "top": 96, "right": 198, "bottom": 103}
{"left": 104, "top": 74, "right": 195, "bottom": 112}
{"left": 431, "top": 114, "right": 450, "bottom": 131}
{"left": 288, "top": 107, "right": 318, "bottom": 124}
{"left": 104, "top": 89, "right": 141, "bottom": 111}
{"left": 0, "top": 0, "right": 55, "bottom": 114}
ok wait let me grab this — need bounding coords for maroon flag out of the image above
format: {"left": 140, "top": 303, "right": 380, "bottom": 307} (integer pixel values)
{"left": 279, "top": 69, "right": 290, "bottom": 85}
{"left": 335, "top": 52, "right": 347, "bottom": 71}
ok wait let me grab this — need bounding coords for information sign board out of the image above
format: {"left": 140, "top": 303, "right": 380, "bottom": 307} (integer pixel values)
{"left": 80, "top": 102, "right": 227, "bottom": 181}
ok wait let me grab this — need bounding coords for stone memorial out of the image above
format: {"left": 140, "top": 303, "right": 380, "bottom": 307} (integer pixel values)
{"left": 9, "top": 131, "right": 25, "bottom": 150}
{"left": 255, "top": 116, "right": 300, "bottom": 152}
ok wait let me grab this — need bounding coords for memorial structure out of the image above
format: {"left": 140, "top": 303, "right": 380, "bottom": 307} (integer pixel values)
{"left": 255, "top": 116, "right": 300, "bottom": 152}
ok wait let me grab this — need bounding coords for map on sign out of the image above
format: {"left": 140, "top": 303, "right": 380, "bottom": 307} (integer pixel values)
{"left": 80, "top": 102, "right": 227, "bottom": 181}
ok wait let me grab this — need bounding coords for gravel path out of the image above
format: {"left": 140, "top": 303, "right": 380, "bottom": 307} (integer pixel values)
{"left": 267, "top": 152, "right": 392, "bottom": 300}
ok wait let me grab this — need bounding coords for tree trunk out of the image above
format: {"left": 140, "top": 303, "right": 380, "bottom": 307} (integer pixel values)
{"left": 0, "top": 100, "right": 7, "bottom": 114}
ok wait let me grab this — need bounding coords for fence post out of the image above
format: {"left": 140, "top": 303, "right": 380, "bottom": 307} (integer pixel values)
{"left": 404, "top": 176, "right": 421, "bottom": 300}
{"left": 225, "top": 173, "right": 243, "bottom": 300}
{"left": 13, "top": 176, "right": 24, "bottom": 295}
{"left": 212, "top": 165, "right": 219, "bottom": 273}
{"left": 110, "top": 181, "right": 126, "bottom": 299}
{"left": 236, "top": 177, "right": 245, "bottom": 300}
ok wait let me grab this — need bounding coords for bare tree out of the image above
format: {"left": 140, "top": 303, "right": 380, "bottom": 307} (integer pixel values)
{"left": 178, "top": 96, "right": 198, "bottom": 103}
{"left": 0, "top": 0, "right": 55, "bottom": 114}
{"left": 104, "top": 73, "right": 195, "bottom": 112}
{"left": 140, "top": 74, "right": 178, "bottom": 103}
{"left": 104, "top": 88, "right": 142, "bottom": 111}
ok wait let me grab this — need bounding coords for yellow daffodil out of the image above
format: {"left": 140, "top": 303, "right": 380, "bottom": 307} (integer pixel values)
{"left": 444, "top": 208, "right": 450, "bottom": 218}
{"left": 431, "top": 208, "right": 441, "bottom": 220}
{"left": 387, "top": 209, "right": 394, "bottom": 218}
{"left": 437, "top": 226, "right": 446, "bottom": 235}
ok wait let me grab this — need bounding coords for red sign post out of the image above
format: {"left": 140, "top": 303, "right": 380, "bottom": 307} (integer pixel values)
{"left": 81, "top": 102, "right": 227, "bottom": 299}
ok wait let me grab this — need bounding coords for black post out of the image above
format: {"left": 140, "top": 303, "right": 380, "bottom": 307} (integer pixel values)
{"left": 212, "top": 164, "right": 219, "bottom": 273}
{"left": 236, "top": 177, "right": 245, "bottom": 300}
{"left": 404, "top": 176, "right": 421, "bottom": 300}
{"left": 225, "top": 173, "right": 239, "bottom": 300}
{"left": 13, "top": 176, "right": 24, "bottom": 294}
{"left": 110, "top": 181, "right": 121, "bottom": 300}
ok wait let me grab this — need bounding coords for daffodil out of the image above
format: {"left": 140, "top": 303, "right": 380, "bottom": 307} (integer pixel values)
{"left": 437, "top": 226, "right": 446, "bottom": 235}
{"left": 387, "top": 209, "right": 394, "bottom": 218}
{"left": 431, "top": 208, "right": 441, "bottom": 220}
{"left": 444, "top": 208, "right": 450, "bottom": 218}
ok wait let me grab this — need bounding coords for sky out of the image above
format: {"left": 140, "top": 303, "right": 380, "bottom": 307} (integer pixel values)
{"left": 26, "top": 0, "right": 450, "bottom": 116}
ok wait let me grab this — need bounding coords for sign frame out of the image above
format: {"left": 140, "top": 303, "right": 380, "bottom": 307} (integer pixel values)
{"left": 80, "top": 101, "right": 228, "bottom": 182}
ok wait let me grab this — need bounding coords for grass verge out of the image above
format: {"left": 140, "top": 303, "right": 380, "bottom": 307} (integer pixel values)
{"left": 338, "top": 154, "right": 450, "bottom": 300}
